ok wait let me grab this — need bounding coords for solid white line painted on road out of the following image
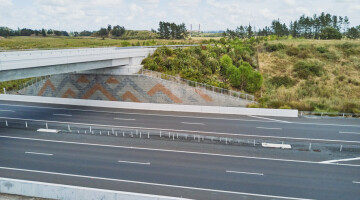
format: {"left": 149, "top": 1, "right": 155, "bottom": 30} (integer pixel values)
{"left": 1, "top": 135, "right": 360, "bottom": 167}
{"left": 37, "top": 129, "right": 59, "bottom": 133}
{"left": 2, "top": 116, "right": 360, "bottom": 144}
{"left": 249, "top": 116, "right": 290, "bottom": 123}
{"left": 114, "top": 118, "right": 136, "bottom": 121}
{"left": 181, "top": 122, "right": 205, "bottom": 125}
{"left": 226, "top": 170, "right": 264, "bottom": 176}
{"left": 320, "top": 157, "right": 360, "bottom": 164}
{"left": 53, "top": 113, "right": 72, "bottom": 117}
{"left": 256, "top": 127, "right": 282, "bottom": 130}
{"left": 0, "top": 166, "right": 313, "bottom": 200}
{"left": 353, "top": 181, "right": 360, "bottom": 184}
{"left": 0, "top": 109, "right": 15, "bottom": 112}
{"left": 2, "top": 103, "right": 360, "bottom": 128}
{"left": 25, "top": 152, "right": 53, "bottom": 156}
{"left": 339, "top": 131, "right": 360, "bottom": 135}
{"left": 118, "top": 160, "right": 150, "bottom": 165}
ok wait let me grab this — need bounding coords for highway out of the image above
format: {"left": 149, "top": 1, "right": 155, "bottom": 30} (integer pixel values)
{"left": 0, "top": 100, "right": 360, "bottom": 199}
{"left": 0, "top": 101, "right": 360, "bottom": 144}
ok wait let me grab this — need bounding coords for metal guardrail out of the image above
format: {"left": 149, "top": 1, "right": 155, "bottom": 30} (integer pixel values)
{"left": 140, "top": 68, "right": 255, "bottom": 102}
{"left": 0, "top": 117, "right": 358, "bottom": 152}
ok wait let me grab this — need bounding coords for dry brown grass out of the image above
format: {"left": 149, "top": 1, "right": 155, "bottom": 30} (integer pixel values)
{"left": 258, "top": 39, "right": 360, "bottom": 112}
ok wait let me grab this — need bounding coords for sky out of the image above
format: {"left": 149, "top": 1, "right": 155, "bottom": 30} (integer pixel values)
{"left": 0, "top": 0, "right": 359, "bottom": 32}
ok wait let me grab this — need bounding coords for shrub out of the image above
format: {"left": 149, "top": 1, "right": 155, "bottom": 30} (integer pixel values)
{"left": 265, "top": 43, "right": 285, "bottom": 52}
{"left": 293, "top": 60, "right": 324, "bottom": 79}
{"left": 286, "top": 46, "right": 299, "bottom": 56}
{"left": 337, "top": 75, "right": 346, "bottom": 81}
{"left": 269, "top": 76, "right": 295, "bottom": 88}
{"left": 316, "top": 46, "right": 328, "bottom": 53}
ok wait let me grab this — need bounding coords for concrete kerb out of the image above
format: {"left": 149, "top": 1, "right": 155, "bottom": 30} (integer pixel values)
{"left": 0, "top": 177, "right": 189, "bottom": 200}
{"left": 0, "top": 94, "right": 298, "bottom": 117}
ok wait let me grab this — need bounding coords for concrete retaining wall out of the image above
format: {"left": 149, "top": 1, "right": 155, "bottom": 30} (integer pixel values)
{"left": 19, "top": 74, "right": 250, "bottom": 107}
{"left": 0, "top": 94, "right": 298, "bottom": 117}
{"left": 0, "top": 177, "right": 187, "bottom": 200}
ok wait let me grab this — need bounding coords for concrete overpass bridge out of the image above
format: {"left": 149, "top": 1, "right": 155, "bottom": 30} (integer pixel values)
{"left": 0, "top": 47, "right": 158, "bottom": 82}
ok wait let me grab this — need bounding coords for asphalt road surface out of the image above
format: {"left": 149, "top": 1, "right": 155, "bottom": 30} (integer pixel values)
{"left": 0, "top": 100, "right": 359, "bottom": 199}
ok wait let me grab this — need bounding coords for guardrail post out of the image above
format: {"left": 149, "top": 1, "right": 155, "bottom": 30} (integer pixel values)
{"left": 343, "top": 113, "right": 345, "bottom": 118}
{"left": 25, "top": 121, "right": 28, "bottom": 128}
{"left": 140, "top": 131, "right": 141, "bottom": 138}
{"left": 253, "top": 139, "right": 255, "bottom": 146}
{"left": 68, "top": 124, "right": 71, "bottom": 132}
{"left": 160, "top": 130, "right": 161, "bottom": 137}
{"left": 340, "top": 145, "right": 342, "bottom": 152}
{"left": 100, "top": 131, "right": 102, "bottom": 135}
{"left": 123, "top": 131, "right": 125, "bottom": 137}
{"left": 309, "top": 143, "right": 312, "bottom": 151}
{"left": 46, "top": 122, "right": 48, "bottom": 129}
{"left": 168, "top": 132, "right": 170, "bottom": 138}
{"left": 225, "top": 138, "right": 227, "bottom": 144}
{"left": 172, "top": 134, "right": 174, "bottom": 140}
{"left": 90, "top": 126, "right": 92, "bottom": 132}
{"left": 148, "top": 132, "right": 149, "bottom": 138}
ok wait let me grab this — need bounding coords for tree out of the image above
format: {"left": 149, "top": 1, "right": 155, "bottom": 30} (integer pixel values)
{"left": 79, "top": 30, "right": 92, "bottom": 36}
{"left": 319, "top": 26, "right": 342, "bottom": 39}
{"left": 47, "top": 29, "right": 53, "bottom": 35}
{"left": 111, "top": 25, "right": 125, "bottom": 37}
{"left": 97, "top": 28, "right": 108, "bottom": 39}
{"left": 107, "top": 24, "right": 112, "bottom": 32}
{"left": 220, "top": 54, "right": 233, "bottom": 76}
{"left": 347, "top": 27, "right": 359, "bottom": 39}
{"left": 41, "top": 29, "right": 46, "bottom": 37}
{"left": 158, "top": 21, "right": 187, "bottom": 39}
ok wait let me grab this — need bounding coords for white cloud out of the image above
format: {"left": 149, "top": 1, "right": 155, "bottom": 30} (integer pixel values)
{"left": 0, "top": 0, "right": 12, "bottom": 6}
{"left": 1, "top": 0, "right": 359, "bottom": 31}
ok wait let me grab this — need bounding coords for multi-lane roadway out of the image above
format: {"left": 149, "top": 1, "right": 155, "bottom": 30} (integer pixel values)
{"left": 0, "top": 100, "right": 360, "bottom": 199}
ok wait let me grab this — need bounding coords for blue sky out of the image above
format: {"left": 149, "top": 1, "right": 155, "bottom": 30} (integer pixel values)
{"left": 0, "top": 0, "right": 359, "bottom": 31}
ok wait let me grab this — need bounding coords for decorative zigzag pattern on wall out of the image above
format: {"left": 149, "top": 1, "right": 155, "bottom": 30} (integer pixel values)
{"left": 24, "top": 74, "right": 249, "bottom": 107}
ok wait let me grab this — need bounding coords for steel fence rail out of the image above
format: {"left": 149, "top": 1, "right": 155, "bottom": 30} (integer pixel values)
{"left": 140, "top": 68, "right": 255, "bottom": 102}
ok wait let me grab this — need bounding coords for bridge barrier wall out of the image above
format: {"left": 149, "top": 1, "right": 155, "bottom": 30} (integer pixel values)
{"left": 0, "top": 177, "right": 187, "bottom": 200}
{"left": 0, "top": 94, "right": 298, "bottom": 117}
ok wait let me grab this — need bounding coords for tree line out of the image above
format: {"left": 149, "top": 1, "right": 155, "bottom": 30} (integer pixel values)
{"left": 224, "top": 12, "right": 360, "bottom": 40}
{"left": 157, "top": 21, "right": 188, "bottom": 39}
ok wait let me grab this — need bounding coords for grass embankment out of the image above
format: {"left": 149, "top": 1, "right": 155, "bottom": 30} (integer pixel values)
{"left": 256, "top": 39, "right": 360, "bottom": 113}
{"left": 0, "top": 36, "right": 205, "bottom": 51}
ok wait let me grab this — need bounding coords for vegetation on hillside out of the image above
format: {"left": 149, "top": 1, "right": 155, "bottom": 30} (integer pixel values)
{"left": 224, "top": 12, "right": 360, "bottom": 40}
{"left": 255, "top": 40, "right": 360, "bottom": 113}
{"left": 0, "top": 37, "right": 205, "bottom": 51}
{"left": 142, "top": 39, "right": 263, "bottom": 93}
